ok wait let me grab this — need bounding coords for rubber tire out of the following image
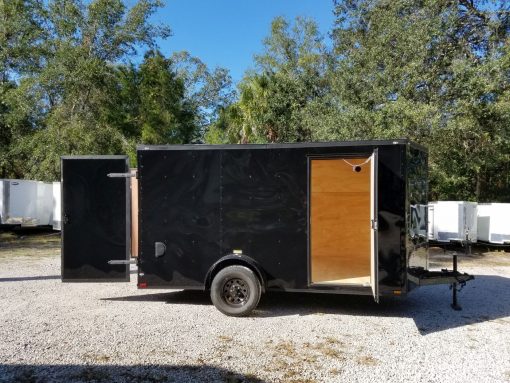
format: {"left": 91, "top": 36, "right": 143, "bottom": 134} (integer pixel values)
{"left": 210, "top": 265, "right": 261, "bottom": 317}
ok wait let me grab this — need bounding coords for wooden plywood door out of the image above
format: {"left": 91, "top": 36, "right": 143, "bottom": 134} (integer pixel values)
{"left": 310, "top": 157, "right": 371, "bottom": 285}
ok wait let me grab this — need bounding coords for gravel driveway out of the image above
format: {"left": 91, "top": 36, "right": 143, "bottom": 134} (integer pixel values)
{"left": 0, "top": 235, "right": 509, "bottom": 383}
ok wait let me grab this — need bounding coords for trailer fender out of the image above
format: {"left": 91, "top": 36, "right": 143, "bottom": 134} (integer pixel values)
{"left": 205, "top": 254, "right": 266, "bottom": 292}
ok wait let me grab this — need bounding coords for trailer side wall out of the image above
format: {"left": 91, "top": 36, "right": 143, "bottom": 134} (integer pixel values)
{"left": 138, "top": 142, "right": 416, "bottom": 295}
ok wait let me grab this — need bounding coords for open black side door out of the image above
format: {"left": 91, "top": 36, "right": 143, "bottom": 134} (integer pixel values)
{"left": 61, "top": 156, "right": 131, "bottom": 282}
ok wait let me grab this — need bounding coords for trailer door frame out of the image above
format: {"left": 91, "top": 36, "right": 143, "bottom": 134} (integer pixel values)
{"left": 370, "top": 150, "right": 379, "bottom": 302}
{"left": 308, "top": 151, "right": 379, "bottom": 294}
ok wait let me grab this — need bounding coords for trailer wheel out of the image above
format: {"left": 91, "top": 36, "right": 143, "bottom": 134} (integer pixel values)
{"left": 210, "top": 265, "right": 261, "bottom": 316}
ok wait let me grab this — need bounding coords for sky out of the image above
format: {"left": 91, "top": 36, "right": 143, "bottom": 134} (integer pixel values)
{"left": 147, "top": 0, "right": 336, "bottom": 83}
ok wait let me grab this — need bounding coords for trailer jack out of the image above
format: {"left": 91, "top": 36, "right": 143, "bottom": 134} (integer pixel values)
{"left": 450, "top": 252, "right": 464, "bottom": 311}
{"left": 450, "top": 279, "right": 466, "bottom": 311}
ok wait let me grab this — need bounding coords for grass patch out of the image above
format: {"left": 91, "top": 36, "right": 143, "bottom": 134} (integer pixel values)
{"left": 267, "top": 339, "right": 345, "bottom": 381}
{"left": 303, "top": 340, "right": 344, "bottom": 359}
{"left": 324, "top": 336, "right": 343, "bottom": 345}
{"left": 82, "top": 352, "right": 117, "bottom": 363}
{"left": 357, "top": 355, "right": 379, "bottom": 366}
{"left": 0, "top": 231, "right": 60, "bottom": 258}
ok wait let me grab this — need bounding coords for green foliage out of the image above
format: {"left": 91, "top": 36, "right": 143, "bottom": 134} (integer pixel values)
{"left": 2, "top": 0, "right": 509, "bottom": 202}
{"left": 111, "top": 50, "right": 196, "bottom": 146}
{"left": 170, "top": 50, "right": 236, "bottom": 133}
{"left": 104, "top": 50, "right": 233, "bottom": 164}
{"left": 209, "top": 16, "right": 331, "bottom": 144}
{"left": 139, "top": 51, "right": 195, "bottom": 143}
{"left": 0, "top": 0, "right": 172, "bottom": 180}
{"left": 1, "top": 0, "right": 233, "bottom": 180}
{"left": 329, "top": 0, "right": 510, "bottom": 201}
{"left": 0, "top": 0, "right": 46, "bottom": 177}
{"left": 215, "top": 1, "right": 510, "bottom": 201}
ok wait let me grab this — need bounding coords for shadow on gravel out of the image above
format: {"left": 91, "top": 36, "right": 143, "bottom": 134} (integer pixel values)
{"left": 0, "top": 364, "right": 265, "bottom": 383}
{"left": 0, "top": 270, "right": 137, "bottom": 282}
{"left": 0, "top": 275, "right": 61, "bottom": 282}
{"left": 103, "top": 275, "right": 510, "bottom": 336}
{"left": 103, "top": 290, "right": 210, "bottom": 305}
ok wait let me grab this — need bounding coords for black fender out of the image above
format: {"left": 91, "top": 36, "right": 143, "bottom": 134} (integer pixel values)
{"left": 204, "top": 254, "right": 266, "bottom": 292}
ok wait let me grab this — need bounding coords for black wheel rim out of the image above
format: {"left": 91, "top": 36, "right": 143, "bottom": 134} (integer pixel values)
{"left": 221, "top": 278, "right": 250, "bottom": 306}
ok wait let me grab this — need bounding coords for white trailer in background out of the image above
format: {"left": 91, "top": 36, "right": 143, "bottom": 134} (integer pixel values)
{"left": 52, "top": 182, "right": 61, "bottom": 230}
{"left": 0, "top": 179, "right": 59, "bottom": 228}
{"left": 0, "top": 181, "right": 3, "bottom": 223}
{"left": 477, "top": 203, "right": 510, "bottom": 244}
{"left": 428, "top": 201, "right": 478, "bottom": 243}
{"left": 427, "top": 204, "right": 434, "bottom": 240}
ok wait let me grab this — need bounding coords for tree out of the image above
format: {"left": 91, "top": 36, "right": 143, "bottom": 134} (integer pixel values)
{"left": 138, "top": 50, "right": 196, "bottom": 144}
{"left": 208, "top": 16, "right": 331, "bottom": 144}
{"left": 329, "top": 0, "right": 510, "bottom": 201}
{"left": 105, "top": 50, "right": 234, "bottom": 159}
{"left": 171, "top": 51, "right": 236, "bottom": 137}
{"left": 6, "top": 0, "right": 170, "bottom": 181}
{"left": 212, "top": 1, "right": 509, "bottom": 201}
{"left": 0, "top": 0, "right": 47, "bottom": 177}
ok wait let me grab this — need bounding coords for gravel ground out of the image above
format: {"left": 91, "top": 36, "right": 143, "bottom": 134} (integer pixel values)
{"left": 0, "top": 234, "right": 509, "bottom": 383}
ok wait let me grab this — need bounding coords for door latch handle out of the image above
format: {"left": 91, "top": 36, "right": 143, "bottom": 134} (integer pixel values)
{"left": 155, "top": 242, "right": 166, "bottom": 258}
{"left": 371, "top": 219, "right": 378, "bottom": 230}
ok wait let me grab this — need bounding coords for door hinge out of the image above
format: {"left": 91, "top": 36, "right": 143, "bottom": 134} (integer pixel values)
{"left": 107, "top": 172, "right": 136, "bottom": 178}
{"left": 371, "top": 219, "right": 378, "bottom": 230}
{"left": 108, "top": 259, "right": 136, "bottom": 265}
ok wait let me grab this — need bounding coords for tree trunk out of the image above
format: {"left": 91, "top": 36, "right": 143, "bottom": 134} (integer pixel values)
{"left": 475, "top": 170, "right": 481, "bottom": 201}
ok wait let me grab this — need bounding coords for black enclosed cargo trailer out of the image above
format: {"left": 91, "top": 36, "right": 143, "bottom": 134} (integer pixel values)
{"left": 61, "top": 140, "right": 473, "bottom": 315}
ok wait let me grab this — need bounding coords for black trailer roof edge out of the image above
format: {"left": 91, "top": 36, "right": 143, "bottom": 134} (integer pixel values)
{"left": 136, "top": 139, "right": 421, "bottom": 151}
{"left": 60, "top": 155, "right": 129, "bottom": 160}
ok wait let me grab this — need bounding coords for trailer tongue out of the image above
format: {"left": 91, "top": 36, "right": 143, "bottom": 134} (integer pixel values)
{"left": 60, "top": 140, "right": 474, "bottom": 315}
{"left": 408, "top": 262, "right": 475, "bottom": 311}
